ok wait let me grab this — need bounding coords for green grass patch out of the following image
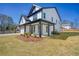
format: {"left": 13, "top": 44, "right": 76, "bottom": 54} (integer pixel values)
{"left": 50, "top": 32, "right": 79, "bottom": 40}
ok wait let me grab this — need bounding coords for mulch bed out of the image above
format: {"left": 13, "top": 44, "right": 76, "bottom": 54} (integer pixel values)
{"left": 17, "top": 35, "right": 43, "bottom": 42}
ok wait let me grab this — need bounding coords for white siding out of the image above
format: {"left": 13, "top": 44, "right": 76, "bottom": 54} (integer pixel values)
{"left": 50, "top": 25, "right": 53, "bottom": 35}
{"left": 31, "top": 22, "right": 39, "bottom": 35}
{"left": 42, "top": 8, "right": 61, "bottom": 32}
{"left": 20, "top": 17, "right": 26, "bottom": 25}
{"left": 29, "top": 16, "right": 33, "bottom": 21}
{"left": 26, "top": 25, "right": 30, "bottom": 33}
{"left": 33, "top": 7, "right": 39, "bottom": 13}
{"left": 35, "top": 25, "right": 39, "bottom": 34}
{"left": 42, "top": 24, "right": 53, "bottom": 36}
{"left": 42, "top": 24, "right": 48, "bottom": 35}
{"left": 32, "top": 5, "right": 41, "bottom": 13}
{"left": 36, "top": 7, "right": 40, "bottom": 11}
{"left": 20, "top": 26, "right": 24, "bottom": 34}
{"left": 29, "top": 12, "right": 42, "bottom": 21}
{"left": 55, "top": 20, "right": 61, "bottom": 32}
{"left": 42, "top": 8, "right": 60, "bottom": 22}
{"left": 37, "top": 12, "right": 42, "bottom": 19}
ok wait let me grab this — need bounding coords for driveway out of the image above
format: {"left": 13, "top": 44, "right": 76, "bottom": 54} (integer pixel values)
{"left": 0, "top": 33, "right": 20, "bottom": 36}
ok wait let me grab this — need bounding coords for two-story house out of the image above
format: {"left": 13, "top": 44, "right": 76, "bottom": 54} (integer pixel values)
{"left": 19, "top": 4, "right": 61, "bottom": 37}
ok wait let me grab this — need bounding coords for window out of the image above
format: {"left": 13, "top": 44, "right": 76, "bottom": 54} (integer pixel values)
{"left": 52, "top": 17, "right": 53, "bottom": 22}
{"left": 56, "top": 20, "right": 57, "bottom": 23}
{"left": 33, "top": 25, "right": 35, "bottom": 32}
{"left": 33, "top": 14, "right": 37, "bottom": 20}
{"left": 31, "top": 25, "right": 35, "bottom": 33}
{"left": 43, "top": 13, "right": 46, "bottom": 19}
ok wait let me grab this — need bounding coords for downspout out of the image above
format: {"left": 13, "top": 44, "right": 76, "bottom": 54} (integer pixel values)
{"left": 30, "top": 24, "right": 32, "bottom": 34}
{"left": 48, "top": 24, "right": 50, "bottom": 36}
{"left": 39, "top": 20, "right": 42, "bottom": 37}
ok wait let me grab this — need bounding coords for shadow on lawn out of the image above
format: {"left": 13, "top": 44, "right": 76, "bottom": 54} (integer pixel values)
{"left": 50, "top": 32, "right": 79, "bottom": 40}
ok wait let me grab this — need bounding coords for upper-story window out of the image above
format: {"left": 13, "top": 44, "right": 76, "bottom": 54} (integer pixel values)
{"left": 51, "top": 17, "right": 53, "bottom": 22}
{"left": 33, "top": 14, "right": 37, "bottom": 21}
{"left": 56, "top": 19, "right": 57, "bottom": 23}
{"left": 43, "top": 13, "right": 46, "bottom": 19}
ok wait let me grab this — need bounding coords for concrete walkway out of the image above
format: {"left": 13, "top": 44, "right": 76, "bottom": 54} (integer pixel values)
{"left": 0, "top": 33, "right": 20, "bottom": 36}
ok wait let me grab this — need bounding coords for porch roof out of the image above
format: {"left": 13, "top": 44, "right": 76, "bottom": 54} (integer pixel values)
{"left": 19, "top": 19, "right": 55, "bottom": 26}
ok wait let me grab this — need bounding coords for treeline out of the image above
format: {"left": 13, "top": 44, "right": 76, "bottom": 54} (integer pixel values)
{"left": 0, "top": 14, "right": 17, "bottom": 33}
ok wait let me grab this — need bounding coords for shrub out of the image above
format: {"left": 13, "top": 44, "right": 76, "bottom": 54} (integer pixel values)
{"left": 20, "top": 34, "right": 24, "bottom": 36}
{"left": 24, "top": 32, "right": 28, "bottom": 36}
{"left": 27, "top": 32, "right": 31, "bottom": 36}
{"left": 51, "top": 31, "right": 60, "bottom": 35}
{"left": 24, "top": 32, "right": 31, "bottom": 36}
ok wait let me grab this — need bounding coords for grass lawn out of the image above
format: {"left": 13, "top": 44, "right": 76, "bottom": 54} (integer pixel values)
{"left": 0, "top": 32, "right": 79, "bottom": 56}
{"left": 50, "top": 32, "right": 79, "bottom": 40}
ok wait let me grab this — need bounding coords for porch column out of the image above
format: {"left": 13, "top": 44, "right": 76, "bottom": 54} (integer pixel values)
{"left": 24, "top": 25, "right": 26, "bottom": 33}
{"left": 30, "top": 24, "right": 32, "bottom": 34}
{"left": 53, "top": 24, "right": 55, "bottom": 32}
{"left": 39, "top": 20, "right": 42, "bottom": 37}
{"left": 48, "top": 24, "right": 50, "bottom": 36}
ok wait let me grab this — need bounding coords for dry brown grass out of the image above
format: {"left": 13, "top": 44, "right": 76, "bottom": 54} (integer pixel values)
{"left": 62, "top": 29, "right": 79, "bottom": 32}
{"left": 0, "top": 35, "right": 79, "bottom": 56}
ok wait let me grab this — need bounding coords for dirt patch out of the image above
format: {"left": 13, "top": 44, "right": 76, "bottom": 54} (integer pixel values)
{"left": 17, "top": 35, "right": 43, "bottom": 42}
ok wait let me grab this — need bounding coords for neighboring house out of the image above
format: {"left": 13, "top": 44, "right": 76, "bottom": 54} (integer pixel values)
{"left": 62, "top": 20, "right": 73, "bottom": 29}
{"left": 19, "top": 4, "right": 61, "bottom": 37}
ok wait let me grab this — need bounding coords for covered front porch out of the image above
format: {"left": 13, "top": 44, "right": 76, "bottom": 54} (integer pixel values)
{"left": 20, "top": 19, "right": 55, "bottom": 37}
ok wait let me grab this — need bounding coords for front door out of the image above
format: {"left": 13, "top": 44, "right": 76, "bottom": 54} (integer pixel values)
{"left": 20, "top": 26, "right": 24, "bottom": 34}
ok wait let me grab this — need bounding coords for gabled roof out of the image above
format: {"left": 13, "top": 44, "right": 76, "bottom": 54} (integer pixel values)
{"left": 28, "top": 4, "right": 42, "bottom": 16}
{"left": 19, "top": 4, "right": 61, "bottom": 24}
{"left": 27, "top": 7, "right": 55, "bottom": 18}
{"left": 27, "top": 8, "right": 42, "bottom": 17}
{"left": 27, "top": 6, "right": 61, "bottom": 22}
{"left": 19, "top": 15, "right": 31, "bottom": 24}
